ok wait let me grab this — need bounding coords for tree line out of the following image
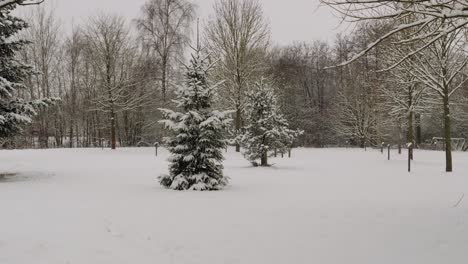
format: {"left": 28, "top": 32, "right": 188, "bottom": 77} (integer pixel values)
{"left": 4, "top": 0, "right": 468, "bottom": 171}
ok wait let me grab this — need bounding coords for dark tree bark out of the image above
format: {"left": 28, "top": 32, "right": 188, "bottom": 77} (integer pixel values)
{"left": 260, "top": 151, "right": 268, "bottom": 167}
{"left": 407, "top": 89, "right": 414, "bottom": 160}
{"left": 443, "top": 92, "right": 452, "bottom": 172}
{"left": 235, "top": 107, "right": 241, "bottom": 152}
{"left": 415, "top": 113, "right": 422, "bottom": 146}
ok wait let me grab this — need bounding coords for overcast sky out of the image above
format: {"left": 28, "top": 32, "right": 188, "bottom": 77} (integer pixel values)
{"left": 23, "top": 0, "right": 346, "bottom": 46}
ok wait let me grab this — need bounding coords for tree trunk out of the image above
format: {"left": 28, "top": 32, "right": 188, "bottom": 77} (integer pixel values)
{"left": 443, "top": 93, "right": 452, "bottom": 172}
{"left": 235, "top": 107, "right": 241, "bottom": 152}
{"left": 407, "top": 110, "right": 414, "bottom": 160}
{"left": 110, "top": 110, "right": 116, "bottom": 150}
{"left": 260, "top": 151, "right": 268, "bottom": 166}
{"left": 415, "top": 113, "right": 422, "bottom": 146}
{"left": 162, "top": 56, "right": 167, "bottom": 102}
{"left": 398, "top": 119, "right": 402, "bottom": 154}
{"left": 69, "top": 120, "right": 74, "bottom": 148}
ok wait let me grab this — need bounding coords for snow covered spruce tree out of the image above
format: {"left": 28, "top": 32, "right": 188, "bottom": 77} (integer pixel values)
{"left": 238, "top": 79, "right": 302, "bottom": 167}
{"left": 158, "top": 46, "right": 231, "bottom": 191}
{"left": 0, "top": 3, "right": 55, "bottom": 139}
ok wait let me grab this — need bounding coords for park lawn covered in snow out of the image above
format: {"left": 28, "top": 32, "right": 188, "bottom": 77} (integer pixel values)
{"left": 0, "top": 147, "right": 468, "bottom": 264}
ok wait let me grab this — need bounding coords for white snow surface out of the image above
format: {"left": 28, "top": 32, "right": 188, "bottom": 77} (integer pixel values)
{"left": 1, "top": 147, "right": 468, "bottom": 264}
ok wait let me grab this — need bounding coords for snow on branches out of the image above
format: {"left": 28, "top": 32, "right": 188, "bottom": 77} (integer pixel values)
{"left": 158, "top": 46, "right": 232, "bottom": 191}
{"left": 0, "top": 0, "right": 43, "bottom": 9}
{"left": 238, "top": 79, "right": 302, "bottom": 167}
{"left": 0, "top": 3, "right": 56, "bottom": 138}
{"left": 321, "top": 0, "right": 468, "bottom": 68}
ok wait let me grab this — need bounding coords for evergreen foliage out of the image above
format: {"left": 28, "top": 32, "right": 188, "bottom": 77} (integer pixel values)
{"left": 239, "top": 79, "right": 302, "bottom": 166}
{"left": 0, "top": 4, "right": 55, "bottom": 138}
{"left": 158, "top": 46, "right": 231, "bottom": 191}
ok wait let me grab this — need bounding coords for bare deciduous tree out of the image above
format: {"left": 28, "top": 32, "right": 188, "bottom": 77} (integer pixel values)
{"left": 20, "top": 4, "right": 62, "bottom": 147}
{"left": 136, "top": 0, "right": 195, "bottom": 102}
{"left": 84, "top": 14, "right": 147, "bottom": 150}
{"left": 321, "top": 0, "right": 468, "bottom": 68}
{"left": 403, "top": 30, "right": 468, "bottom": 172}
{"left": 380, "top": 39, "right": 435, "bottom": 157}
{"left": 63, "top": 27, "right": 84, "bottom": 148}
{"left": 0, "top": 0, "right": 44, "bottom": 9}
{"left": 206, "top": 0, "right": 270, "bottom": 152}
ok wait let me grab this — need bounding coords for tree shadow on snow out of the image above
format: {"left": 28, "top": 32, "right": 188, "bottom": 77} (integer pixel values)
{"left": 0, "top": 172, "right": 53, "bottom": 183}
{"left": 228, "top": 163, "right": 305, "bottom": 171}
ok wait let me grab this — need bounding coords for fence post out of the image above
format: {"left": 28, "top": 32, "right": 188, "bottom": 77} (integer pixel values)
{"left": 408, "top": 143, "right": 413, "bottom": 172}
{"left": 274, "top": 148, "right": 277, "bottom": 157}
{"left": 288, "top": 148, "right": 291, "bottom": 158}
{"left": 154, "top": 142, "right": 159, "bottom": 157}
{"left": 101, "top": 138, "right": 104, "bottom": 150}
{"left": 381, "top": 142, "right": 384, "bottom": 154}
{"left": 411, "top": 143, "right": 414, "bottom": 160}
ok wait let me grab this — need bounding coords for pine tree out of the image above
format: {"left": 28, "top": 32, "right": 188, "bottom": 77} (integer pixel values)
{"left": 0, "top": 4, "right": 55, "bottom": 139}
{"left": 238, "top": 79, "right": 302, "bottom": 166}
{"left": 158, "top": 45, "right": 231, "bottom": 191}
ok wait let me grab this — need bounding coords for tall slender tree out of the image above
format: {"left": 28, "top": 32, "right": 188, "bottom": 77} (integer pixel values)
{"left": 136, "top": 0, "right": 195, "bottom": 103}
{"left": 20, "top": 4, "right": 61, "bottom": 147}
{"left": 206, "top": 0, "right": 270, "bottom": 152}
{"left": 84, "top": 14, "right": 145, "bottom": 149}
{"left": 405, "top": 30, "right": 468, "bottom": 172}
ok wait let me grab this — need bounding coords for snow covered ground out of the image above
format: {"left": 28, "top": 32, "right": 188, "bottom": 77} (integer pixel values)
{"left": 1, "top": 147, "right": 467, "bottom": 264}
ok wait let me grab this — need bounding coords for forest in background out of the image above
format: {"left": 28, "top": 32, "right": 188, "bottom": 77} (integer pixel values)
{"left": 6, "top": 0, "right": 468, "bottom": 153}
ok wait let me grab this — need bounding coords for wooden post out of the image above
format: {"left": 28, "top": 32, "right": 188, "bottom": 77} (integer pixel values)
{"left": 101, "top": 138, "right": 104, "bottom": 150}
{"left": 274, "top": 148, "right": 277, "bottom": 157}
{"left": 288, "top": 148, "right": 291, "bottom": 158}
{"left": 154, "top": 142, "right": 159, "bottom": 157}
{"left": 281, "top": 151, "right": 284, "bottom": 158}
{"left": 408, "top": 143, "right": 413, "bottom": 172}
{"left": 381, "top": 142, "right": 384, "bottom": 154}
{"left": 387, "top": 144, "right": 391, "bottom": 160}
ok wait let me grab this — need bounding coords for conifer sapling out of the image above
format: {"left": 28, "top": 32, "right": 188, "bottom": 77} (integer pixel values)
{"left": 238, "top": 79, "right": 302, "bottom": 166}
{"left": 158, "top": 45, "right": 231, "bottom": 191}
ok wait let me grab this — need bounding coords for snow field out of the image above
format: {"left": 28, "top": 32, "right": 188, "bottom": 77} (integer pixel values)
{"left": 0, "top": 147, "right": 467, "bottom": 264}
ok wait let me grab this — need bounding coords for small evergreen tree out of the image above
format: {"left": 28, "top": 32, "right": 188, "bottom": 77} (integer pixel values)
{"left": 0, "top": 4, "right": 55, "bottom": 139}
{"left": 239, "top": 79, "right": 302, "bottom": 166}
{"left": 158, "top": 46, "right": 231, "bottom": 191}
